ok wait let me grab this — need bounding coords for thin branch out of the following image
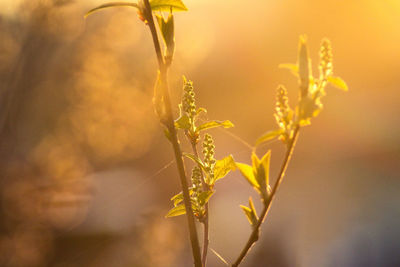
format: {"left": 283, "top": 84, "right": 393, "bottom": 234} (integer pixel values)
{"left": 232, "top": 125, "right": 300, "bottom": 267}
{"left": 142, "top": 0, "right": 202, "bottom": 266}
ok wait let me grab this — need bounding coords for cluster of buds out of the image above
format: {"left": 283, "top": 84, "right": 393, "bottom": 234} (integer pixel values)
{"left": 191, "top": 166, "right": 203, "bottom": 219}
{"left": 275, "top": 85, "right": 293, "bottom": 142}
{"left": 319, "top": 38, "right": 333, "bottom": 80}
{"left": 203, "top": 134, "right": 216, "bottom": 182}
{"left": 182, "top": 78, "right": 197, "bottom": 120}
{"left": 275, "top": 86, "right": 290, "bottom": 128}
{"left": 191, "top": 166, "right": 202, "bottom": 195}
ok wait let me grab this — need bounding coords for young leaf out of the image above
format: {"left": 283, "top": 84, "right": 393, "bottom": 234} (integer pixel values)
{"left": 165, "top": 204, "right": 186, "bottom": 217}
{"left": 212, "top": 155, "right": 236, "bottom": 184}
{"left": 255, "top": 129, "right": 284, "bottom": 146}
{"left": 235, "top": 163, "right": 259, "bottom": 189}
{"left": 150, "top": 0, "right": 188, "bottom": 12}
{"left": 175, "top": 114, "right": 191, "bottom": 130}
{"left": 251, "top": 153, "right": 260, "bottom": 174}
{"left": 240, "top": 205, "right": 257, "bottom": 226}
{"left": 298, "top": 35, "right": 311, "bottom": 98}
{"left": 197, "top": 107, "right": 207, "bottom": 115}
{"left": 256, "top": 151, "right": 271, "bottom": 200}
{"left": 198, "top": 191, "right": 214, "bottom": 206}
{"left": 240, "top": 205, "right": 253, "bottom": 224}
{"left": 327, "top": 76, "right": 348, "bottom": 91}
{"left": 259, "top": 151, "right": 271, "bottom": 187}
{"left": 255, "top": 163, "right": 267, "bottom": 196}
{"left": 197, "top": 120, "right": 234, "bottom": 132}
{"left": 156, "top": 14, "right": 174, "bottom": 45}
{"left": 279, "top": 63, "right": 299, "bottom": 76}
{"left": 156, "top": 13, "right": 175, "bottom": 64}
{"left": 183, "top": 153, "right": 206, "bottom": 171}
{"left": 85, "top": 2, "right": 139, "bottom": 18}
{"left": 248, "top": 197, "right": 258, "bottom": 221}
{"left": 298, "top": 96, "right": 321, "bottom": 123}
{"left": 170, "top": 188, "right": 193, "bottom": 206}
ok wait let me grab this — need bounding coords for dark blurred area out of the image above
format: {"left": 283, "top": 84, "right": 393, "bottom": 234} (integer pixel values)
{"left": 0, "top": 0, "right": 399, "bottom": 266}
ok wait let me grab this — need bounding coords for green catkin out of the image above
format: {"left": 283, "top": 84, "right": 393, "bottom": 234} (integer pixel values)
{"left": 274, "top": 85, "right": 292, "bottom": 141}
{"left": 319, "top": 38, "right": 333, "bottom": 79}
{"left": 275, "top": 85, "right": 290, "bottom": 128}
{"left": 191, "top": 166, "right": 202, "bottom": 218}
{"left": 182, "top": 79, "right": 197, "bottom": 120}
{"left": 203, "top": 134, "right": 216, "bottom": 181}
{"left": 191, "top": 166, "right": 202, "bottom": 195}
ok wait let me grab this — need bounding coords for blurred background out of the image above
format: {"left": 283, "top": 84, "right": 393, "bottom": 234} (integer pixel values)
{"left": 0, "top": 0, "right": 399, "bottom": 266}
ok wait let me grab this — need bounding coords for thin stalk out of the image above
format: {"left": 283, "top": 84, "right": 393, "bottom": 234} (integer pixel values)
{"left": 142, "top": 1, "right": 202, "bottom": 266}
{"left": 202, "top": 212, "right": 209, "bottom": 265}
{"left": 232, "top": 125, "right": 300, "bottom": 267}
{"left": 190, "top": 141, "right": 210, "bottom": 266}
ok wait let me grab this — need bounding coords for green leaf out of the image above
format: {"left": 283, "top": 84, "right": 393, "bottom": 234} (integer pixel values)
{"left": 255, "top": 129, "right": 284, "bottom": 146}
{"left": 240, "top": 197, "right": 259, "bottom": 226}
{"left": 240, "top": 205, "right": 253, "bottom": 224}
{"left": 279, "top": 63, "right": 299, "bottom": 76}
{"left": 156, "top": 14, "right": 174, "bottom": 43}
{"left": 198, "top": 191, "right": 214, "bottom": 206}
{"left": 254, "top": 162, "right": 266, "bottom": 198}
{"left": 251, "top": 152, "right": 260, "bottom": 172}
{"left": 212, "top": 155, "right": 236, "bottom": 184}
{"left": 257, "top": 151, "right": 271, "bottom": 200}
{"left": 170, "top": 188, "right": 193, "bottom": 206}
{"left": 327, "top": 76, "right": 348, "bottom": 91}
{"left": 197, "top": 120, "right": 234, "bottom": 132}
{"left": 259, "top": 151, "right": 271, "bottom": 187}
{"left": 197, "top": 107, "right": 207, "bottom": 115}
{"left": 85, "top": 2, "right": 139, "bottom": 18}
{"left": 183, "top": 153, "right": 206, "bottom": 171}
{"left": 165, "top": 204, "right": 186, "bottom": 217}
{"left": 298, "top": 96, "right": 322, "bottom": 122}
{"left": 240, "top": 204, "right": 257, "bottom": 226}
{"left": 248, "top": 197, "right": 258, "bottom": 221}
{"left": 150, "top": 0, "right": 188, "bottom": 12}
{"left": 235, "top": 163, "right": 259, "bottom": 189}
{"left": 156, "top": 13, "right": 175, "bottom": 61}
{"left": 175, "top": 114, "right": 191, "bottom": 130}
{"left": 298, "top": 35, "right": 311, "bottom": 98}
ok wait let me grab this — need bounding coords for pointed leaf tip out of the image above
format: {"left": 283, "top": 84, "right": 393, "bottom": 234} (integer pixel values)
{"left": 212, "top": 155, "right": 236, "bottom": 184}
{"left": 197, "top": 120, "right": 234, "bottom": 132}
{"left": 279, "top": 63, "right": 299, "bottom": 77}
{"left": 165, "top": 204, "right": 186, "bottom": 217}
{"left": 235, "top": 162, "right": 259, "bottom": 189}
{"left": 255, "top": 129, "right": 284, "bottom": 146}
{"left": 150, "top": 0, "right": 188, "bottom": 12}
{"left": 175, "top": 114, "right": 191, "bottom": 130}
{"left": 327, "top": 76, "right": 348, "bottom": 91}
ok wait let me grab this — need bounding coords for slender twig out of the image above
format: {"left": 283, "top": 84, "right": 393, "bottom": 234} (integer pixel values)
{"left": 202, "top": 213, "right": 209, "bottom": 264}
{"left": 232, "top": 125, "right": 300, "bottom": 267}
{"left": 190, "top": 141, "right": 210, "bottom": 265}
{"left": 142, "top": 1, "right": 202, "bottom": 266}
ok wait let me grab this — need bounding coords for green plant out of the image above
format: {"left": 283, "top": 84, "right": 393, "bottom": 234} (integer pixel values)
{"left": 85, "top": 1, "right": 347, "bottom": 266}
